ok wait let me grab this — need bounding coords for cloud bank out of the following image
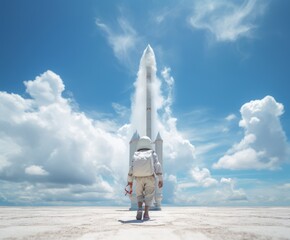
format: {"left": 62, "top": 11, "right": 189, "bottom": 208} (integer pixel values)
{"left": 1, "top": 48, "right": 289, "bottom": 205}
{"left": 0, "top": 70, "right": 128, "bottom": 205}
{"left": 1, "top": 68, "right": 289, "bottom": 206}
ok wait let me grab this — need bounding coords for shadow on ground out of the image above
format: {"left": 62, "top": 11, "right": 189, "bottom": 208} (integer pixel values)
{"left": 118, "top": 219, "right": 152, "bottom": 224}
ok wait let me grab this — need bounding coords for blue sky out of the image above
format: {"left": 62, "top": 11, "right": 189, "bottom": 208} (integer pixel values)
{"left": 0, "top": 0, "right": 290, "bottom": 206}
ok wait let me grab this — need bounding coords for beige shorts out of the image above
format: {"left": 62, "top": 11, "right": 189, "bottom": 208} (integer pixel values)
{"left": 135, "top": 175, "right": 155, "bottom": 206}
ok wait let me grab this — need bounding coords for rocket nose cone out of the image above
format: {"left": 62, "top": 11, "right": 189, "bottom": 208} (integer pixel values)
{"left": 144, "top": 44, "right": 153, "bottom": 55}
{"left": 141, "top": 44, "right": 156, "bottom": 69}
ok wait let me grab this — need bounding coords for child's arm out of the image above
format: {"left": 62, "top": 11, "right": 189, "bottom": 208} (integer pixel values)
{"left": 153, "top": 152, "right": 163, "bottom": 187}
{"left": 127, "top": 158, "right": 134, "bottom": 184}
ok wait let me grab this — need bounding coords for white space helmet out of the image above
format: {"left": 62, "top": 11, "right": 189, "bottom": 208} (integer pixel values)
{"left": 136, "top": 136, "right": 152, "bottom": 151}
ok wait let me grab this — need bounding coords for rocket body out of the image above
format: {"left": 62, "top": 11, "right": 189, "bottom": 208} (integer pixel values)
{"left": 144, "top": 45, "right": 154, "bottom": 139}
{"left": 146, "top": 67, "right": 152, "bottom": 139}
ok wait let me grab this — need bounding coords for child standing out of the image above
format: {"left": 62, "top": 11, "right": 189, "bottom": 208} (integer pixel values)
{"left": 127, "top": 136, "right": 163, "bottom": 220}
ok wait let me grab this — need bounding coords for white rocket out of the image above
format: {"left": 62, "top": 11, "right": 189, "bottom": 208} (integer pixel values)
{"left": 129, "top": 45, "right": 163, "bottom": 210}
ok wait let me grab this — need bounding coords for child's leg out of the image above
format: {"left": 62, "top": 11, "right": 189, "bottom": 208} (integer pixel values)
{"left": 144, "top": 206, "right": 150, "bottom": 217}
{"left": 143, "top": 176, "right": 155, "bottom": 219}
{"left": 138, "top": 201, "right": 143, "bottom": 209}
{"left": 135, "top": 177, "right": 145, "bottom": 220}
{"left": 135, "top": 178, "right": 144, "bottom": 207}
{"left": 136, "top": 204, "right": 143, "bottom": 220}
{"left": 144, "top": 176, "right": 155, "bottom": 206}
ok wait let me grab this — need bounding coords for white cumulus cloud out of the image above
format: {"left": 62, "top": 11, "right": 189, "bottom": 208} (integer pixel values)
{"left": 25, "top": 165, "right": 49, "bottom": 176}
{"left": 214, "top": 96, "right": 290, "bottom": 170}
{"left": 24, "top": 70, "right": 65, "bottom": 105}
{"left": 190, "top": 167, "right": 218, "bottom": 187}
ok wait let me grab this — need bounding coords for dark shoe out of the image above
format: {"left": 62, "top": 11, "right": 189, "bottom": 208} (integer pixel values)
{"left": 136, "top": 209, "right": 142, "bottom": 220}
{"left": 143, "top": 213, "right": 150, "bottom": 221}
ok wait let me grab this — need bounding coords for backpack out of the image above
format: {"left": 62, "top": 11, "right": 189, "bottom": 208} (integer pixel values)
{"left": 132, "top": 150, "right": 154, "bottom": 177}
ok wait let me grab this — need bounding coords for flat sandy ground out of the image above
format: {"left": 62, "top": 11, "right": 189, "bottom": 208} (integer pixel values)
{"left": 0, "top": 207, "right": 290, "bottom": 240}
